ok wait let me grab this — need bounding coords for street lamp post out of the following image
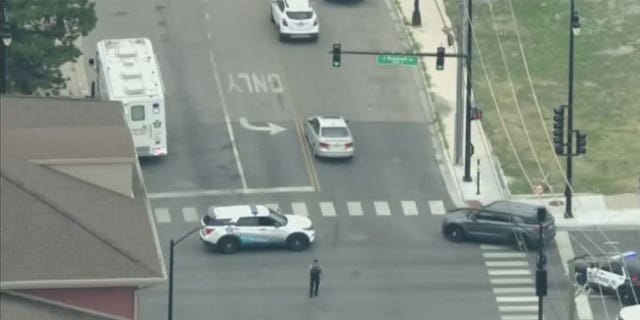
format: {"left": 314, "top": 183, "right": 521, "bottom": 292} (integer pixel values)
{"left": 565, "top": 0, "right": 580, "bottom": 218}
{"left": 167, "top": 226, "right": 203, "bottom": 320}
{"left": 463, "top": 0, "right": 473, "bottom": 182}
{"left": 411, "top": 0, "right": 421, "bottom": 27}
{"left": 535, "top": 207, "right": 548, "bottom": 320}
{"left": 2, "top": 1, "right": 12, "bottom": 94}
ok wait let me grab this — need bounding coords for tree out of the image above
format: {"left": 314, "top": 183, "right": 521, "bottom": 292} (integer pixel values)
{"left": 5, "top": 0, "right": 96, "bottom": 94}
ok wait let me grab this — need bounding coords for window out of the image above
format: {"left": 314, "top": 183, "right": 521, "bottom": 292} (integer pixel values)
{"left": 277, "top": 0, "right": 285, "bottom": 11}
{"left": 287, "top": 11, "right": 313, "bottom": 20}
{"left": 309, "top": 119, "right": 320, "bottom": 134}
{"left": 476, "top": 212, "right": 510, "bottom": 223}
{"left": 321, "top": 127, "right": 349, "bottom": 138}
{"left": 204, "top": 216, "right": 231, "bottom": 226}
{"left": 236, "top": 217, "right": 260, "bottom": 226}
{"left": 258, "top": 217, "right": 276, "bottom": 227}
{"left": 131, "top": 105, "right": 145, "bottom": 121}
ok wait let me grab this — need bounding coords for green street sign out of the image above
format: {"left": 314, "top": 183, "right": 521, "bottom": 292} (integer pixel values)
{"left": 376, "top": 54, "right": 418, "bottom": 66}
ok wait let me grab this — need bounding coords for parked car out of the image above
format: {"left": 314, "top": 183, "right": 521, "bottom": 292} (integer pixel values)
{"left": 575, "top": 251, "right": 640, "bottom": 306}
{"left": 441, "top": 201, "right": 556, "bottom": 248}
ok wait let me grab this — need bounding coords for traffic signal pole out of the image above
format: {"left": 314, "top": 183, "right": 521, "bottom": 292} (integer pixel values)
{"left": 463, "top": 0, "right": 473, "bottom": 182}
{"left": 565, "top": 0, "right": 578, "bottom": 218}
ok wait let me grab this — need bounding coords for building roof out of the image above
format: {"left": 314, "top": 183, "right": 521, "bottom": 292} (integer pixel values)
{"left": 1, "top": 293, "right": 112, "bottom": 320}
{"left": 0, "top": 95, "right": 165, "bottom": 289}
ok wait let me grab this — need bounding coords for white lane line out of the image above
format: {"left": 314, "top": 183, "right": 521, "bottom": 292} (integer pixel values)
{"left": 556, "top": 231, "right": 594, "bottom": 320}
{"left": 291, "top": 202, "right": 308, "bottom": 216}
{"left": 374, "top": 201, "right": 391, "bottom": 216}
{"left": 481, "top": 244, "right": 511, "bottom": 250}
{"left": 496, "top": 296, "right": 538, "bottom": 303}
{"left": 319, "top": 202, "right": 336, "bottom": 217}
{"left": 401, "top": 201, "right": 419, "bottom": 216}
{"left": 490, "top": 278, "right": 534, "bottom": 285}
{"left": 498, "top": 305, "right": 538, "bottom": 312}
{"left": 488, "top": 269, "right": 531, "bottom": 276}
{"left": 493, "top": 287, "right": 535, "bottom": 294}
{"left": 182, "top": 207, "right": 199, "bottom": 222}
{"left": 501, "top": 315, "right": 539, "bottom": 320}
{"left": 148, "top": 186, "right": 315, "bottom": 199}
{"left": 428, "top": 200, "right": 446, "bottom": 215}
{"left": 208, "top": 50, "right": 247, "bottom": 189}
{"left": 483, "top": 252, "right": 527, "bottom": 259}
{"left": 265, "top": 203, "right": 280, "bottom": 212}
{"left": 486, "top": 261, "right": 529, "bottom": 267}
{"left": 154, "top": 208, "right": 171, "bottom": 223}
{"left": 347, "top": 201, "right": 364, "bottom": 216}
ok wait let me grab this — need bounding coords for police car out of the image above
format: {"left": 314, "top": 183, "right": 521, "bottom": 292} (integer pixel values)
{"left": 574, "top": 251, "right": 640, "bottom": 305}
{"left": 200, "top": 205, "right": 316, "bottom": 254}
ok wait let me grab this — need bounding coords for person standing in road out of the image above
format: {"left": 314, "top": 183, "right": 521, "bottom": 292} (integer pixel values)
{"left": 309, "top": 258, "right": 322, "bottom": 298}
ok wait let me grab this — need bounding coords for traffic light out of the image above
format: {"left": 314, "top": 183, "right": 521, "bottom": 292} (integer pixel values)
{"left": 553, "top": 106, "right": 565, "bottom": 155}
{"left": 576, "top": 130, "right": 587, "bottom": 155}
{"left": 332, "top": 43, "right": 341, "bottom": 68}
{"left": 436, "top": 46, "right": 445, "bottom": 71}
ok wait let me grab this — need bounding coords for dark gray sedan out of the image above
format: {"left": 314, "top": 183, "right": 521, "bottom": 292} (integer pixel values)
{"left": 441, "top": 201, "right": 556, "bottom": 249}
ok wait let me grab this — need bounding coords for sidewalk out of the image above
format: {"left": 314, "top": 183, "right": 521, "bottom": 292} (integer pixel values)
{"left": 393, "top": 0, "right": 640, "bottom": 229}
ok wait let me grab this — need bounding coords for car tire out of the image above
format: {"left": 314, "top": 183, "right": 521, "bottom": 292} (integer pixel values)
{"left": 444, "top": 225, "right": 464, "bottom": 243}
{"left": 279, "top": 32, "right": 287, "bottom": 42}
{"left": 217, "top": 237, "right": 240, "bottom": 254}
{"left": 311, "top": 34, "right": 319, "bottom": 42}
{"left": 287, "top": 234, "right": 310, "bottom": 251}
{"left": 619, "top": 286, "right": 639, "bottom": 305}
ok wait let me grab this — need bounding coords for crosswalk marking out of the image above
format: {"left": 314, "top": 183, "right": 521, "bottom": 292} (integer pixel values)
{"left": 501, "top": 316, "right": 538, "bottom": 320}
{"left": 483, "top": 252, "right": 526, "bottom": 259}
{"left": 496, "top": 296, "right": 538, "bottom": 303}
{"left": 401, "top": 201, "right": 418, "bottom": 216}
{"left": 182, "top": 207, "right": 199, "bottom": 222}
{"left": 291, "top": 202, "right": 308, "bottom": 216}
{"left": 486, "top": 261, "right": 529, "bottom": 267}
{"left": 488, "top": 269, "right": 531, "bottom": 276}
{"left": 493, "top": 287, "right": 535, "bottom": 294}
{"left": 347, "top": 202, "right": 364, "bottom": 216}
{"left": 319, "top": 202, "right": 336, "bottom": 217}
{"left": 428, "top": 200, "right": 446, "bottom": 215}
{"left": 265, "top": 203, "right": 280, "bottom": 212}
{"left": 490, "top": 278, "right": 534, "bottom": 285}
{"left": 154, "top": 208, "right": 171, "bottom": 223}
{"left": 374, "top": 201, "right": 391, "bottom": 216}
{"left": 498, "top": 305, "right": 538, "bottom": 312}
{"left": 481, "top": 244, "right": 511, "bottom": 250}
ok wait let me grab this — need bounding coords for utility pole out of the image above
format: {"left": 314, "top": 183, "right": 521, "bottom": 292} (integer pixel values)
{"left": 565, "top": 0, "right": 580, "bottom": 218}
{"left": 454, "top": 0, "right": 465, "bottom": 164}
{"left": 462, "top": 0, "right": 473, "bottom": 182}
{"left": 412, "top": 0, "right": 422, "bottom": 27}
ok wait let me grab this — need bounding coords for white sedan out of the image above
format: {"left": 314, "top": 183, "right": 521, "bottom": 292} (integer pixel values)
{"left": 304, "top": 116, "right": 354, "bottom": 158}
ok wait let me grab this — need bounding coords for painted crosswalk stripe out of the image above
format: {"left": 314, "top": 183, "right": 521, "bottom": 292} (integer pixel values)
{"left": 498, "top": 305, "right": 538, "bottom": 312}
{"left": 428, "top": 200, "right": 446, "bottom": 215}
{"left": 486, "top": 261, "right": 529, "bottom": 267}
{"left": 493, "top": 287, "right": 535, "bottom": 294}
{"left": 483, "top": 252, "right": 526, "bottom": 259}
{"left": 488, "top": 269, "right": 531, "bottom": 276}
{"left": 481, "top": 244, "right": 511, "bottom": 250}
{"left": 501, "top": 315, "right": 539, "bottom": 320}
{"left": 374, "top": 201, "right": 391, "bottom": 216}
{"left": 264, "top": 203, "right": 280, "bottom": 212}
{"left": 182, "top": 207, "right": 199, "bottom": 222}
{"left": 347, "top": 202, "right": 364, "bottom": 216}
{"left": 496, "top": 296, "right": 538, "bottom": 303}
{"left": 291, "top": 202, "right": 308, "bottom": 216}
{"left": 154, "top": 208, "right": 171, "bottom": 223}
{"left": 401, "top": 201, "right": 418, "bottom": 216}
{"left": 490, "top": 278, "right": 534, "bottom": 285}
{"left": 319, "top": 202, "right": 337, "bottom": 217}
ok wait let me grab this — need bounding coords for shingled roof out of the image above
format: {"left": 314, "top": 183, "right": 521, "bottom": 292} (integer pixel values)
{"left": 0, "top": 96, "right": 166, "bottom": 288}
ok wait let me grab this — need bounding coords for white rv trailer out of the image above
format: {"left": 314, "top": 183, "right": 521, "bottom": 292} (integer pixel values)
{"left": 95, "top": 38, "right": 167, "bottom": 157}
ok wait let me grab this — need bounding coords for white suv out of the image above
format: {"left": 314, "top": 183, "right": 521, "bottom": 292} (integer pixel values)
{"left": 270, "top": 0, "right": 319, "bottom": 41}
{"left": 200, "top": 205, "right": 316, "bottom": 254}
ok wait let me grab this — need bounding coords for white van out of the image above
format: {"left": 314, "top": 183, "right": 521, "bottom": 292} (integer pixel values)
{"left": 617, "top": 305, "right": 640, "bottom": 320}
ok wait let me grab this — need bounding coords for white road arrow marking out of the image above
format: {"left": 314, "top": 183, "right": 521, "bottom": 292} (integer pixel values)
{"left": 238, "top": 117, "right": 287, "bottom": 135}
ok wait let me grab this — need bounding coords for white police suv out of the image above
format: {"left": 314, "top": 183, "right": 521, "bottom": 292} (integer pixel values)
{"left": 200, "top": 204, "right": 315, "bottom": 254}
{"left": 575, "top": 251, "right": 640, "bottom": 305}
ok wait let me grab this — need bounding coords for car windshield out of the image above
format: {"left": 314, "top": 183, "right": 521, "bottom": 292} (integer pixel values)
{"left": 269, "top": 210, "right": 288, "bottom": 226}
{"left": 321, "top": 127, "right": 349, "bottom": 138}
{"left": 287, "top": 11, "right": 313, "bottom": 20}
